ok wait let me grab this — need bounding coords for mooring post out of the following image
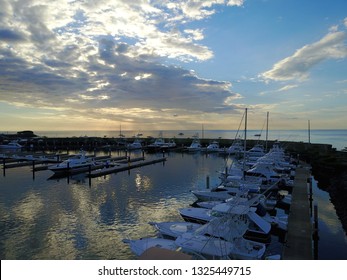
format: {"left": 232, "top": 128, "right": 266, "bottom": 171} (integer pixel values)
{"left": 308, "top": 177, "right": 313, "bottom": 216}
{"left": 206, "top": 175, "right": 210, "bottom": 189}
{"left": 313, "top": 203, "right": 319, "bottom": 260}
{"left": 32, "top": 160, "right": 35, "bottom": 180}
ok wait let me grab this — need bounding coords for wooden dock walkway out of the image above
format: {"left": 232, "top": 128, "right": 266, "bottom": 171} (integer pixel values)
{"left": 282, "top": 162, "right": 313, "bottom": 260}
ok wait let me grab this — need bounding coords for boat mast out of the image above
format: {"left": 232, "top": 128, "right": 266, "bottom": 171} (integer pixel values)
{"left": 243, "top": 108, "right": 247, "bottom": 179}
{"left": 266, "top": 111, "right": 269, "bottom": 151}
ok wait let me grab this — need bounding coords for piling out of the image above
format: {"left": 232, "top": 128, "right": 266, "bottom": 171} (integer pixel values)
{"left": 313, "top": 203, "right": 319, "bottom": 260}
{"left": 308, "top": 176, "right": 313, "bottom": 216}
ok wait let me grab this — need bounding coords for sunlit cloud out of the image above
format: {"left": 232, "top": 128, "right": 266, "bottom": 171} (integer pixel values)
{"left": 261, "top": 29, "right": 347, "bottom": 82}
{"left": 1, "top": 0, "right": 346, "bottom": 131}
{"left": 0, "top": 0, "right": 246, "bottom": 131}
{"left": 278, "top": 84, "right": 298, "bottom": 92}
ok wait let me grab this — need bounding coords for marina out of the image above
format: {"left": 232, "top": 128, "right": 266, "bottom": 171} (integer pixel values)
{"left": 1, "top": 130, "right": 347, "bottom": 260}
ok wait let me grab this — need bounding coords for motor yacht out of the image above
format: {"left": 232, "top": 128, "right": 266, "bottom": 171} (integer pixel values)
{"left": 48, "top": 151, "right": 96, "bottom": 174}
{"left": 0, "top": 141, "right": 23, "bottom": 149}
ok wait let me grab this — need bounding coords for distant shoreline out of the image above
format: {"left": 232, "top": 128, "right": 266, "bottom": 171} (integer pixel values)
{"left": 1, "top": 129, "right": 346, "bottom": 151}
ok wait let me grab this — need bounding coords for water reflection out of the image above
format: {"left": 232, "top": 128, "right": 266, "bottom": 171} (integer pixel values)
{"left": 312, "top": 178, "right": 347, "bottom": 259}
{"left": 1, "top": 151, "right": 346, "bottom": 259}
{"left": 134, "top": 173, "right": 152, "bottom": 192}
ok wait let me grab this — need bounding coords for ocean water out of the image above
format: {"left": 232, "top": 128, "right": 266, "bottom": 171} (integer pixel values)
{"left": 1, "top": 145, "right": 347, "bottom": 260}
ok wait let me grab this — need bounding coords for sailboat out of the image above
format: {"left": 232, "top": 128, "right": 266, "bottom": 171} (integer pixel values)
{"left": 117, "top": 124, "right": 127, "bottom": 146}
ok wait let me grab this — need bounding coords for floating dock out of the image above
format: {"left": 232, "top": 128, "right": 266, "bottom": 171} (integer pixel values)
{"left": 88, "top": 157, "right": 167, "bottom": 178}
{"left": 282, "top": 162, "right": 313, "bottom": 260}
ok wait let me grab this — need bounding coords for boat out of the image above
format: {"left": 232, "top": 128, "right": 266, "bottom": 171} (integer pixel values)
{"left": 246, "top": 143, "right": 266, "bottom": 159}
{"left": 174, "top": 232, "right": 243, "bottom": 259}
{"left": 175, "top": 217, "right": 266, "bottom": 260}
{"left": 186, "top": 134, "right": 202, "bottom": 152}
{"left": 148, "top": 221, "right": 202, "bottom": 240}
{"left": 219, "top": 138, "right": 244, "bottom": 155}
{"left": 146, "top": 132, "right": 166, "bottom": 152}
{"left": 205, "top": 141, "right": 220, "bottom": 153}
{"left": 219, "top": 166, "right": 263, "bottom": 193}
{"left": 122, "top": 237, "right": 178, "bottom": 257}
{"left": 191, "top": 186, "right": 242, "bottom": 202}
{"left": 48, "top": 151, "right": 97, "bottom": 174}
{"left": 192, "top": 172, "right": 261, "bottom": 202}
{"left": 179, "top": 202, "right": 272, "bottom": 243}
{"left": 0, "top": 141, "right": 23, "bottom": 149}
{"left": 127, "top": 138, "right": 142, "bottom": 150}
{"left": 126, "top": 216, "right": 266, "bottom": 260}
{"left": 196, "top": 200, "right": 223, "bottom": 209}
{"left": 160, "top": 139, "right": 177, "bottom": 151}
{"left": 245, "top": 162, "right": 287, "bottom": 186}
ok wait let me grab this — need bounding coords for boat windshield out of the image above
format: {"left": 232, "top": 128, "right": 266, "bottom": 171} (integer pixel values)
{"left": 210, "top": 210, "right": 224, "bottom": 217}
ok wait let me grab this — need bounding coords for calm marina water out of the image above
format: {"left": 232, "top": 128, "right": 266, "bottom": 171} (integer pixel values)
{"left": 0, "top": 151, "right": 227, "bottom": 259}
{"left": 1, "top": 130, "right": 347, "bottom": 260}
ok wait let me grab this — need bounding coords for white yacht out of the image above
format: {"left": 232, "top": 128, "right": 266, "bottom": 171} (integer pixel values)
{"left": 48, "top": 151, "right": 97, "bottom": 174}
{"left": 127, "top": 138, "right": 142, "bottom": 150}
{"left": 0, "top": 141, "right": 23, "bottom": 149}
{"left": 205, "top": 141, "right": 220, "bottom": 153}
{"left": 187, "top": 135, "right": 202, "bottom": 152}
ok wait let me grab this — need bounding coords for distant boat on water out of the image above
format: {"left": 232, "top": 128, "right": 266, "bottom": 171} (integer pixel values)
{"left": 0, "top": 141, "right": 23, "bottom": 149}
{"left": 186, "top": 134, "right": 202, "bottom": 152}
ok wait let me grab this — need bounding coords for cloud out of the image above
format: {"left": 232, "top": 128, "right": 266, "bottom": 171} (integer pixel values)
{"left": 227, "top": 0, "right": 245, "bottom": 7}
{"left": 277, "top": 84, "right": 298, "bottom": 92}
{"left": 260, "top": 30, "right": 347, "bottom": 82}
{"left": 0, "top": 29, "right": 26, "bottom": 42}
{"left": 0, "top": 0, "right": 244, "bottom": 129}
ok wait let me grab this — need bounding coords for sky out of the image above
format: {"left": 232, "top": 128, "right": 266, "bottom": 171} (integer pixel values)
{"left": 0, "top": 0, "right": 346, "bottom": 133}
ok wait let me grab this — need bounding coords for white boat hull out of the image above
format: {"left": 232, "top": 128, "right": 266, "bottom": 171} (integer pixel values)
{"left": 149, "top": 221, "right": 202, "bottom": 239}
{"left": 122, "top": 237, "right": 178, "bottom": 256}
